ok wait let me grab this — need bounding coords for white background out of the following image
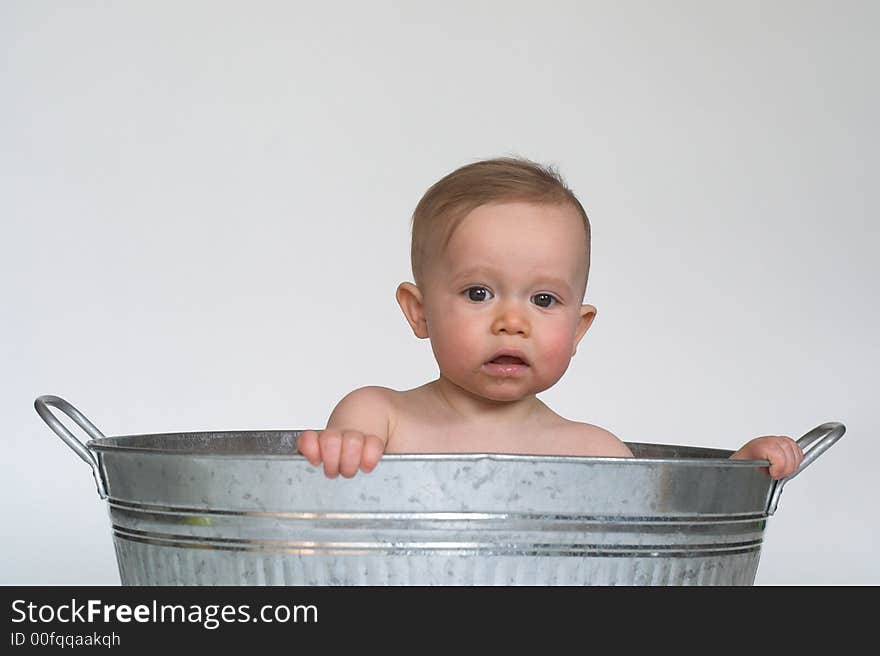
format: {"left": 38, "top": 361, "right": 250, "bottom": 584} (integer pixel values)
{"left": 2, "top": 1, "right": 877, "bottom": 584}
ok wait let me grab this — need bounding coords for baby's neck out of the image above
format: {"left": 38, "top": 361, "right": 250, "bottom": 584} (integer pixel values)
{"left": 426, "top": 377, "right": 548, "bottom": 427}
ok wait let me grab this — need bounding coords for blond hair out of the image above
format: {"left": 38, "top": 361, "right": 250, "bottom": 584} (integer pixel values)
{"left": 410, "top": 156, "right": 592, "bottom": 293}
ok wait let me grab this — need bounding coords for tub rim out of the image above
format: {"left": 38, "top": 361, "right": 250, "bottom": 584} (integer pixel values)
{"left": 85, "top": 431, "right": 766, "bottom": 467}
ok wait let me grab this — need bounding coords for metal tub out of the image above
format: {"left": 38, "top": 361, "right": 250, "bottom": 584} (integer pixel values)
{"left": 35, "top": 395, "right": 845, "bottom": 586}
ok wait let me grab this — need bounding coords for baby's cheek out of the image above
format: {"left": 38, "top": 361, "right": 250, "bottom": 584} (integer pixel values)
{"left": 429, "top": 322, "right": 477, "bottom": 370}
{"left": 542, "top": 330, "right": 577, "bottom": 366}
{"left": 435, "top": 341, "right": 469, "bottom": 370}
{"left": 528, "top": 335, "right": 576, "bottom": 393}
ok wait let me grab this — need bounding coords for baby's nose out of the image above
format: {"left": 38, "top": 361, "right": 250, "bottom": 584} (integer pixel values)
{"left": 490, "top": 303, "right": 530, "bottom": 336}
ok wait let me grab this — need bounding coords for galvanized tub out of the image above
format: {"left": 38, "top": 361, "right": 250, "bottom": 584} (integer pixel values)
{"left": 35, "top": 395, "right": 845, "bottom": 586}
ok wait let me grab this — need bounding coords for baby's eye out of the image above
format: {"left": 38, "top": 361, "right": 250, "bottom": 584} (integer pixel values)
{"left": 531, "top": 293, "right": 558, "bottom": 308}
{"left": 465, "top": 286, "right": 493, "bottom": 302}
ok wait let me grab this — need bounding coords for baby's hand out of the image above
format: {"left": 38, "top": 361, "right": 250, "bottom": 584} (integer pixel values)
{"left": 297, "top": 429, "right": 386, "bottom": 478}
{"left": 729, "top": 435, "right": 804, "bottom": 479}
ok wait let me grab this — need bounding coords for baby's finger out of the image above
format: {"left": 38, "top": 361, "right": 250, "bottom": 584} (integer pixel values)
{"left": 360, "top": 434, "right": 386, "bottom": 473}
{"left": 319, "top": 429, "right": 343, "bottom": 478}
{"left": 769, "top": 436, "right": 796, "bottom": 479}
{"left": 297, "top": 430, "right": 321, "bottom": 466}
{"left": 766, "top": 442, "right": 789, "bottom": 479}
{"left": 783, "top": 437, "right": 804, "bottom": 475}
{"left": 769, "top": 438, "right": 802, "bottom": 479}
{"left": 338, "top": 431, "right": 365, "bottom": 478}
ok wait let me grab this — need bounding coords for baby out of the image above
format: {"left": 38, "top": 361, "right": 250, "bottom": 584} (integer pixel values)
{"left": 299, "top": 157, "right": 803, "bottom": 480}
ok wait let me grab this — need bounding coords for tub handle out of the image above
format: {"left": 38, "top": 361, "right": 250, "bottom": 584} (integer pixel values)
{"left": 766, "top": 421, "right": 845, "bottom": 515}
{"left": 34, "top": 395, "right": 108, "bottom": 498}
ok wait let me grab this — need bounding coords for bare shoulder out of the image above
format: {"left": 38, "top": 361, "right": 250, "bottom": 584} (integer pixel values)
{"left": 558, "top": 420, "right": 634, "bottom": 458}
{"left": 326, "top": 386, "right": 396, "bottom": 439}
{"left": 334, "top": 385, "right": 397, "bottom": 406}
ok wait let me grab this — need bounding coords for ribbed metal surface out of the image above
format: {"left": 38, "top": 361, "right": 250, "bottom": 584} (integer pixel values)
{"left": 85, "top": 431, "right": 778, "bottom": 586}
{"left": 34, "top": 396, "right": 845, "bottom": 586}
{"left": 107, "top": 497, "right": 765, "bottom": 585}
{"left": 114, "top": 539, "right": 761, "bottom": 585}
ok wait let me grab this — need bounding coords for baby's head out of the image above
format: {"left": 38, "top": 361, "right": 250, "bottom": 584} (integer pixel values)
{"left": 409, "top": 157, "right": 592, "bottom": 294}
{"left": 396, "top": 157, "right": 597, "bottom": 403}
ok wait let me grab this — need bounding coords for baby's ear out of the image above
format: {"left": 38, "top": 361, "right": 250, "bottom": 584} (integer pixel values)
{"left": 572, "top": 304, "right": 598, "bottom": 355}
{"left": 396, "top": 282, "right": 429, "bottom": 339}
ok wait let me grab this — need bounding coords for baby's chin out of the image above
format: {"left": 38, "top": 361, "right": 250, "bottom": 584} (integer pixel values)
{"left": 480, "top": 390, "right": 532, "bottom": 403}
{"left": 439, "top": 370, "right": 557, "bottom": 403}
{"left": 468, "top": 379, "right": 549, "bottom": 404}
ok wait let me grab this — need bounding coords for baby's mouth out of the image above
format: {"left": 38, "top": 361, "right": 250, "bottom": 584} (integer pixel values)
{"left": 489, "top": 355, "right": 527, "bottom": 365}
{"left": 483, "top": 353, "right": 530, "bottom": 377}
{"left": 484, "top": 349, "right": 531, "bottom": 374}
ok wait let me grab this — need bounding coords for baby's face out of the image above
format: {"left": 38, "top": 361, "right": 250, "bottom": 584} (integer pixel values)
{"left": 419, "top": 200, "right": 595, "bottom": 403}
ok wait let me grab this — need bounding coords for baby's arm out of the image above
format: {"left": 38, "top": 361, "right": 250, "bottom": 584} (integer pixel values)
{"left": 729, "top": 435, "right": 803, "bottom": 479}
{"left": 297, "top": 386, "right": 393, "bottom": 478}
